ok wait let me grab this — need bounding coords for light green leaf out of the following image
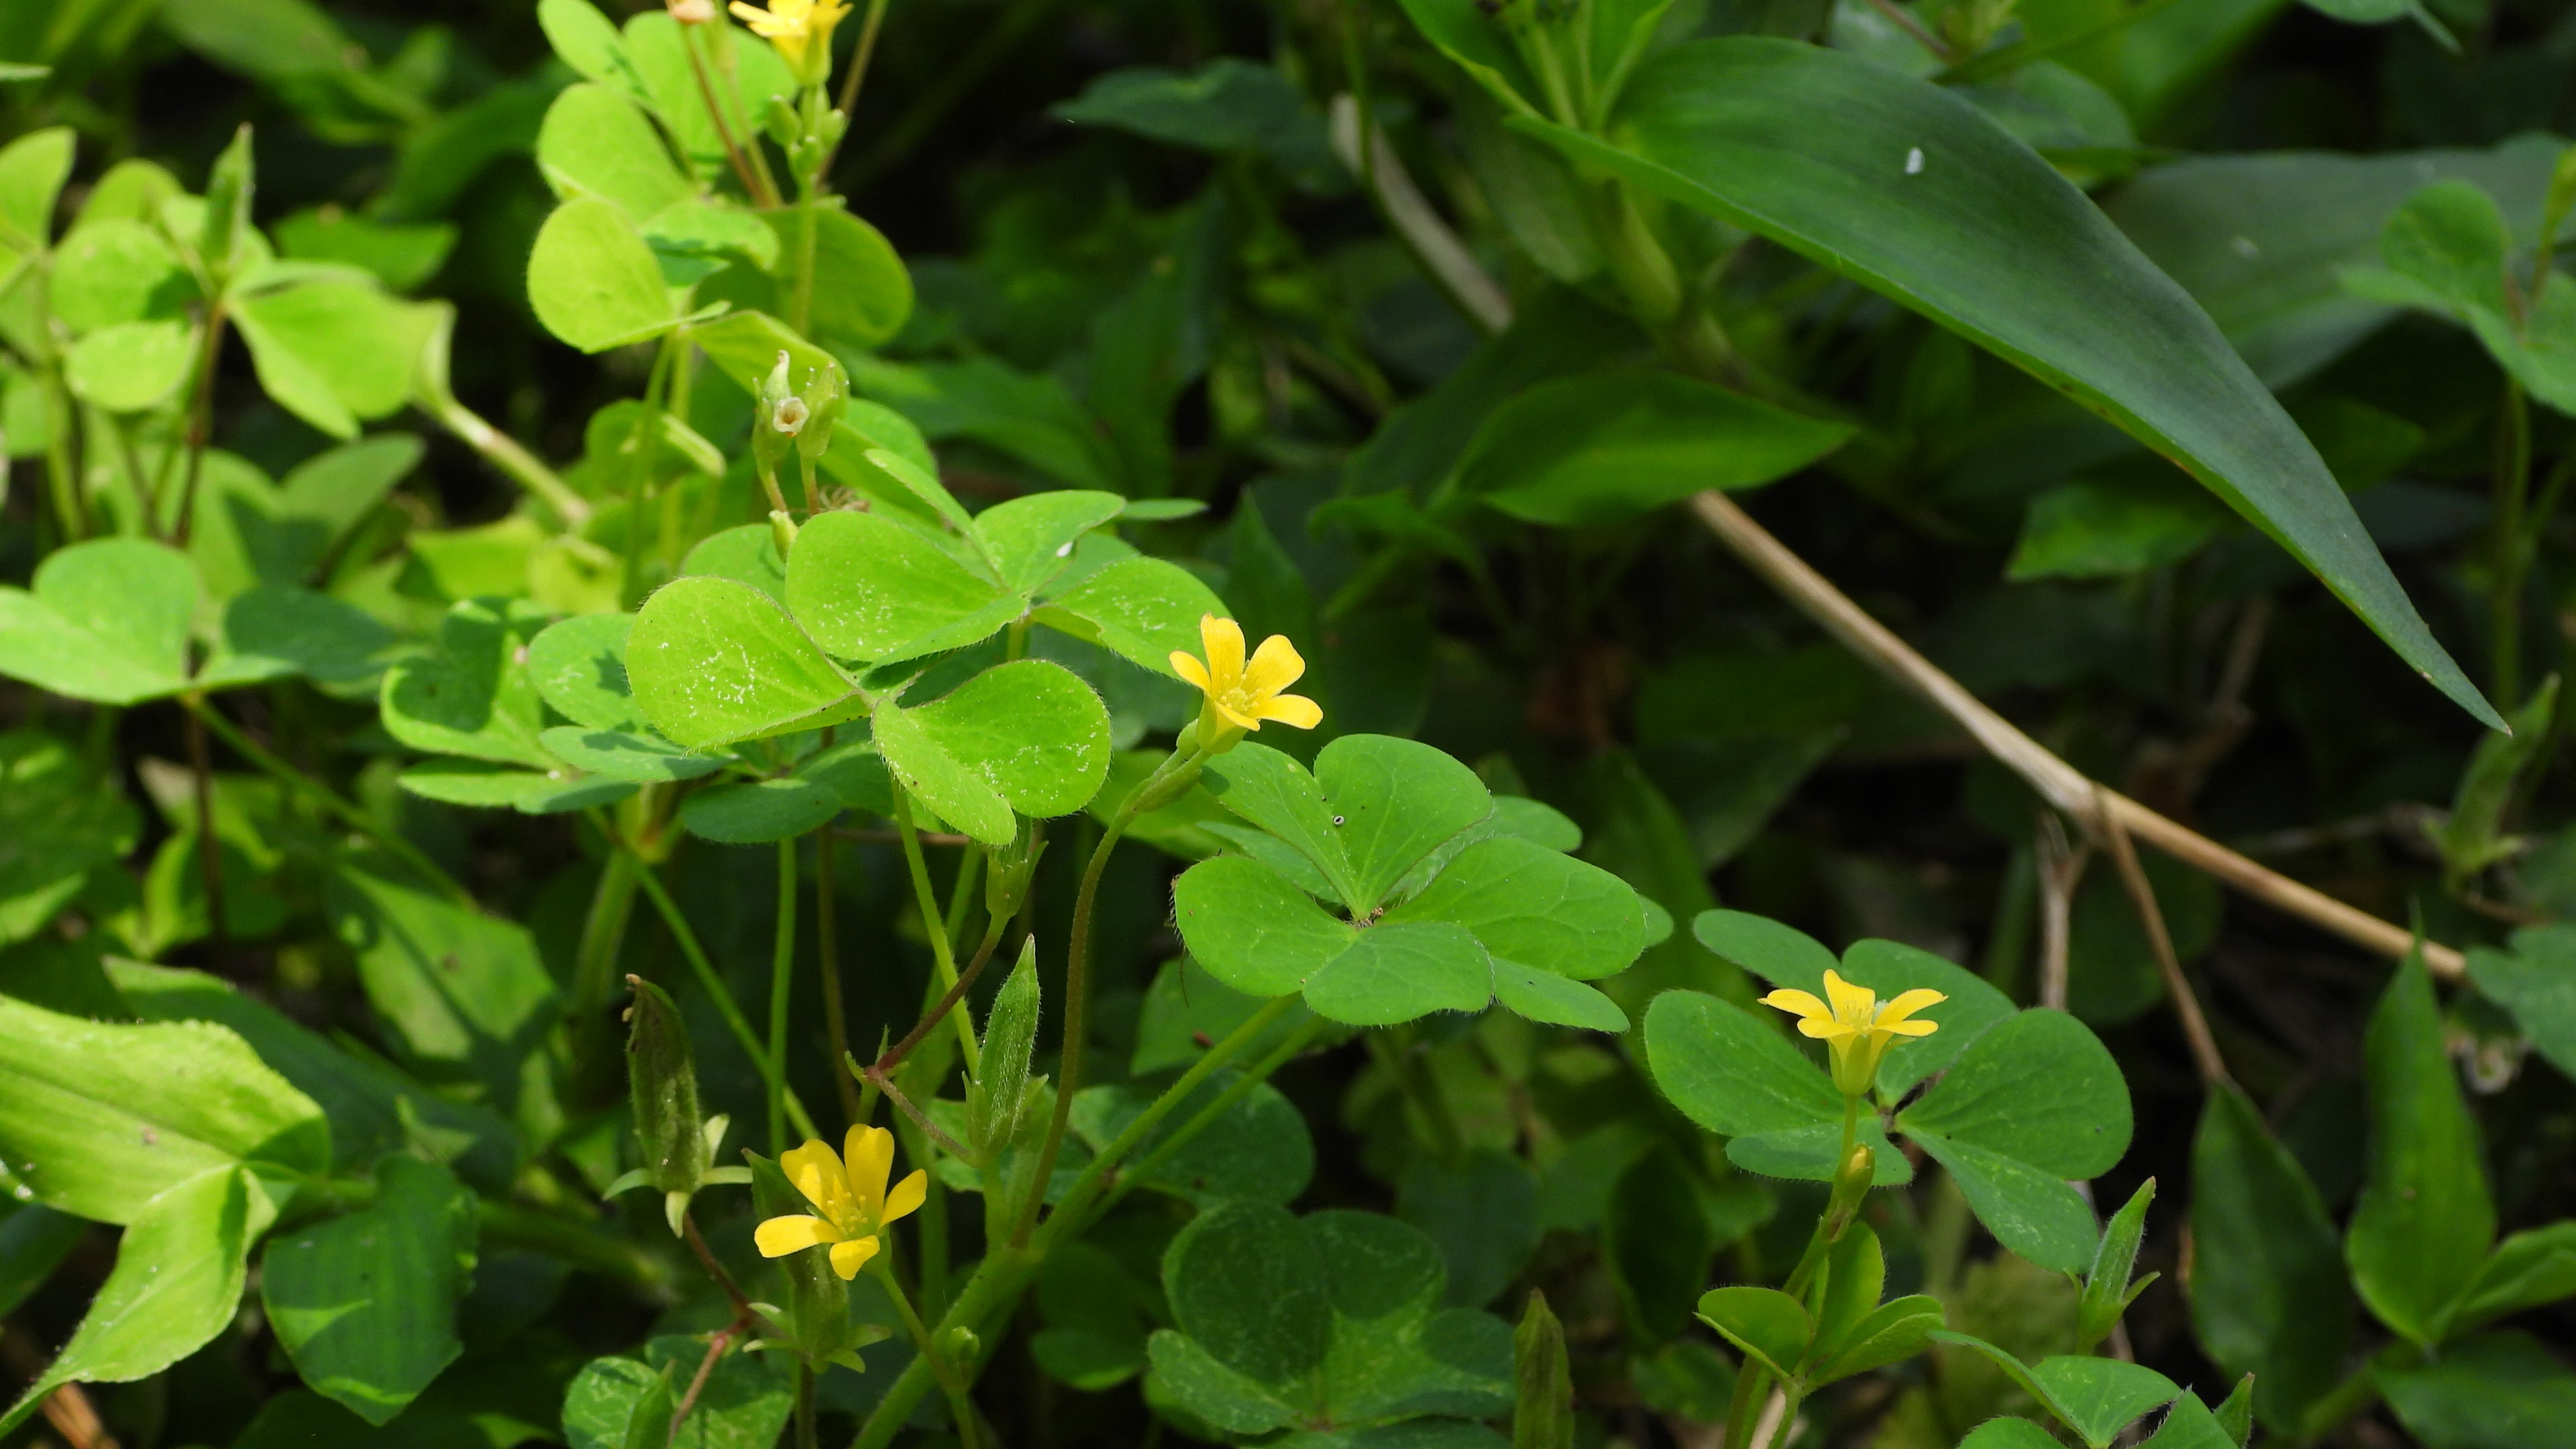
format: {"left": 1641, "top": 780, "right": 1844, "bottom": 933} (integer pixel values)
{"left": 1897, "top": 1009, "right": 2132, "bottom": 1179}
{"left": 0, "top": 537, "right": 198, "bottom": 704}
{"left": 627, "top": 575, "right": 860, "bottom": 748}
{"left": 396, "top": 759, "right": 636, "bottom": 814}
{"left": 527, "top": 612, "right": 648, "bottom": 732}
{"left": 1173, "top": 854, "right": 1359, "bottom": 998}
{"left": 1535, "top": 37, "right": 2496, "bottom": 727}
{"left": 2029, "top": 1356, "right": 2184, "bottom": 1448}
{"left": 1301, "top": 921, "right": 1492, "bottom": 1025}
{"left": 562, "top": 1336, "right": 792, "bottom": 1449}
{"left": 873, "top": 660, "right": 1112, "bottom": 842}
{"left": 326, "top": 855, "right": 557, "bottom": 1112}
{"left": 679, "top": 778, "right": 843, "bottom": 844}
{"left": 50, "top": 218, "right": 191, "bottom": 332}
{"left": 783, "top": 509, "right": 1013, "bottom": 662}
{"left": 0, "top": 993, "right": 327, "bottom": 1224}
{"left": 0, "top": 126, "right": 73, "bottom": 252}
{"left": 233, "top": 282, "right": 436, "bottom": 439}
{"left": 1453, "top": 372, "right": 1853, "bottom": 525}
{"left": 1383, "top": 837, "right": 1650, "bottom": 981}
{"left": 537, "top": 0, "right": 655, "bottom": 106}
{"left": 381, "top": 597, "right": 554, "bottom": 768}
{"left": 529, "top": 197, "right": 680, "bottom": 352}
{"left": 2348, "top": 951, "right": 2495, "bottom": 1345}
{"left": 0, "top": 731, "right": 140, "bottom": 947}
{"left": 542, "top": 726, "right": 723, "bottom": 783}
{"left": 64, "top": 319, "right": 195, "bottom": 413}
{"left": 1641, "top": 989, "right": 1841, "bottom": 1140}
{"left": 764, "top": 203, "right": 912, "bottom": 347}
{"left": 0, "top": 1168, "right": 266, "bottom": 1436}
{"left": 107, "top": 959, "right": 518, "bottom": 1190}
{"left": 975, "top": 490, "right": 1129, "bottom": 594}
{"left": 1206, "top": 736, "right": 1491, "bottom": 916}
{"left": 1693, "top": 1287, "right": 1810, "bottom": 1381}
{"left": 263, "top": 1157, "right": 476, "bottom": 1424}
{"left": 1034, "top": 555, "right": 1231, "bottom": 678}
{"left": 537, "top": 83, "right": 693, "bottom": 221}
{"left": 220, "top": 585, "right": 399, "bottom": 689}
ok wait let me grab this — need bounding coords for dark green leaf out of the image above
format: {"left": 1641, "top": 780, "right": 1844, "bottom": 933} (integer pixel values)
{"left": 2348, "top": 952, "right": 2494, "bottom": 1345}
{"left": 1537, "top": 37, "right": 2496, "bottom": 726}
{"left": 1453, "top": 372, "right": 1853, "bottom": 525}
{"left": 263, "top": 1157, "right": 476, "bottom": 1424}
{"left": 2187, "top": 1084, "right": 2351, "bottom": 1432}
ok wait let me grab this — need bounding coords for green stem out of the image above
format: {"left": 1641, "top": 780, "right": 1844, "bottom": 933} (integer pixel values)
{"left": 1091, "top": 1011, "right": 1319, "bottom": 1225}
{"left": 632, "top": 848, "right": 821, "bottom": 1141}
{"left": 573, "top": 847, "right": 643, "bottom": 1020}
{"left": 846, "top": 989, "right": 1300, "bottom": 1449}
{"left": 1006, "top": 812, "right": 1129, "bottom": 1249}
{"left": 870, "top": 1258, "right": 980, "bottom": 1449}
{"left": 770, "top": 838, "right": 799, "bottom": 1152}
{"left": 2496, "top": 378, "right": 2534, "bottom": 706}
{"left": 816, "top": 828, "right": 861, "bottom": 1125}
{"left": 890, "top": 779, "right": 981, "bottom": 1072}
{"left": 795, "top": 1363, "right": 818, "bottom": 1449}
{"left": 423, "top": 394, "right": 592, "bottom": 525}
{"left": 183, "top": 697, "right": 468, "bottom": 903}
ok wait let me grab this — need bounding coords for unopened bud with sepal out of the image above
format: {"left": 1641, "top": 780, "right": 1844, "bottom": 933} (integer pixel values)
{"left": 603, "top": 975, "right": 751, "bottom": 1234}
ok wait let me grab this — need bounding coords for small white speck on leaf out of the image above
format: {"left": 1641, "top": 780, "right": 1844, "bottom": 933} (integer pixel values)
{"left": 1903, "top": 147, "right": 1924, "bottom": 176}
{"left": 1055, "top": 541, "right": 1074, "bottom": 557}
{"left": 2230, "top": 236, "right": 2260, "bottom": 259}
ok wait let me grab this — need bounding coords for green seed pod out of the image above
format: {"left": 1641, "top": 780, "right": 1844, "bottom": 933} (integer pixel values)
{"left": 1511, "top": 1290, "right": 1573, "bottom": 1449}
{"left": 967, "top": 937, "right": 1041, "bottom": 1158}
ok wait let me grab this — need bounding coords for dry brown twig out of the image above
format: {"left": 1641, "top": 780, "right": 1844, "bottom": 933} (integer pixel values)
{"left": 1690, "top": 491, "right": 2467, "bottom": 979}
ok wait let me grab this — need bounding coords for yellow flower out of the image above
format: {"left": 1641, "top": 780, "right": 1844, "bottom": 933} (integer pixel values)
{"left": 752, "top": 1125, "right": 926, "bottom": 1280}
{"left": 727, "top": 0, "right": 850, "bottom": 84}
{"left": 1171, "top": 614, "right": 1323, "bottom": 746}
{"left": 1760, "top": 969, "right": 1945, "bottom": 1098}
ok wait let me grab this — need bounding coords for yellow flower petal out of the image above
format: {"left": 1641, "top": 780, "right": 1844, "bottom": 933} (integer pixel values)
{"left": 844, "top": 1124, "right": 894, "bottom": 1216}
{"left": 728, "top": 1, "right": 785, "bottom": 32}
{"left": 1883, "top": 1018, "right": 1939, "bottom": 1038}
{"left": 1241, "top": 633, "right": 1307, "bottom": 697}
{"left": 754, "top": 1214, "right": 840, "bottom": 1257}
{"left": 882, "top": 1168, "right": 928, "bottom": 1226}
{"left": 828, "top": 1235, "right": 880, "bottom": 1280}
{"left": 1171, "top": 652, "right": 1213, "bottom": 692}
{"left": 1793, "top": 1016, "right": 1855, "bottom": 1042}
{"left": 1877, "top": 988, "right": 1947, "bottom": 1030}
{"left": 1199, "top": 614, "right": 1246, "bottom": 684}
{"left": 1822, "top": 970, "right": 1876, "bottom": 1027}
{"left": 1254, "top": 692, "right": 1322, "bottom": 730}
{"left": 780, "top": 1138, "right": 854, "bottom": 1225}
{"left": 1760, "top": 988, "right": 1831, "bottom": 1022}
{"left": 1211, "top": 697, "right": 1263, "bottom": 732}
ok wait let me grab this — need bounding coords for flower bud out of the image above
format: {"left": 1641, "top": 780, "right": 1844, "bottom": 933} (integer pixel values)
{"left": 668, "top": 0, "right": 714, "bottom": 21}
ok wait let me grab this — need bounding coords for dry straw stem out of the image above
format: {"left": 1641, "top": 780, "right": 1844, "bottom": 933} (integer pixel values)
{"left": 1328, "top": 96, "right": 1513, "bottom": 334}
{"left": 1689, "top": 490, "right": 2467, "bottom": 980}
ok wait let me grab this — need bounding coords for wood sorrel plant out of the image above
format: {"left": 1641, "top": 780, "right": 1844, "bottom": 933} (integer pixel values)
{"left": 10, "top": 1, "right": 2576, "bottom": 1447}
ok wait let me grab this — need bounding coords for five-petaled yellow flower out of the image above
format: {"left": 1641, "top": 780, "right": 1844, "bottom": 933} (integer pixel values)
{"left": 753, "top": 1125, "right": 926, "bottom": 1280}
{"left": 1171, "top": 614, "right": 1323, "bottom": 746}
{"left": 727, "top": 0, "right": 850, "bottom": 85}
{"left": 1761, "top": 969, "right": 1945, "bottom": 1098}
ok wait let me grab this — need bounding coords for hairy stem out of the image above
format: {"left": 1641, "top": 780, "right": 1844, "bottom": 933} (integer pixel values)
{"left": 632, "top": 849, "right": 821, "bottom": 1141}
{"left": 1007, "top": 812, "right": 1127, "bottom": 1249}
{"left": 890, "top": 779, "right": 981, "bottom": 1072}
{"left": 769, "top": 837, "right": 798, "bottom": 1152}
